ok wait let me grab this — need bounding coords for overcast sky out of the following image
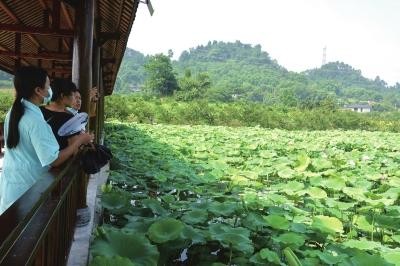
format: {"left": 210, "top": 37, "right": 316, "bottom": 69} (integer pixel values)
{"left": 127, "top": 0, "right": 400, "bottom": 85}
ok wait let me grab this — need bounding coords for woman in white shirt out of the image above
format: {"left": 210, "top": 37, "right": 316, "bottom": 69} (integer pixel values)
{"left": 0, "top": 66, "right": 93, "bottom": 215}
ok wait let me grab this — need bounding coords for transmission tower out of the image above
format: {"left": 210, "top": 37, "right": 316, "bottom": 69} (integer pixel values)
{"left": 322, "top": 46, "right": 327, "bottom": 66}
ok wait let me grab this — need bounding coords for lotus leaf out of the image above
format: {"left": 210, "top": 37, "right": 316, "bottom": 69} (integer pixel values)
{"left": 181, "top": 209, "right": 208, "bottom": 224}
{"left": 264, "top": 214, "right": 290, "bottom": 230}
{"left": 181, "top": 225, "right": 207, "bottom": 244}
{"left": 208, "top": 201, "right": 237, "bottom": 216}
{"left": 312, "top": 158, "right": 333, "bottom": 171}
{"left": 342, "top": 239, "right": 382, "bottom": 250}
{"left": 250, "top": 248, "right": 281, "bottom": 265}
{"left": 307, "top": 187, "right": 328, "bottom": 199}
{"left": 273, "top": 232, "right": 306, "bottom": 248}
{"left": 312, "top": 215, "right": 343, "bottom": 235}
{"left": 277, "top": 167, "right": 295, "bottom": 179}
{"left": 382, "top": 250, "right": 400, "bottom": 266}
{"left": 220, "top": 233, "right": 254, "bottom": 254}
{"left": 347, "top": 252, "right": 392, "bottom": 266}
{"left": 90, "top": 229, "right": 159, "bottom": 266}
{"left": 242, "top": 212, "right": 267, "bottom": 231}
{"left": 354, "top": 215, "right": 373, "bottom": 232}
{"left": 142, "top": 198, "right": 169, "bottom": 216}
{"left": 90, "top": 256, "right": 136, "bottom": 266}
{"left": 317, "top": 251, "right": 348, "bottom": 265}
{"left": 295, "top": 153, "right": 311, "bottom": 172}
{"left": 101, "top": 191, "right": 131, "bottom": 214}
{"left": 392, "top": 235, "right": 400, "bottom": 244}
{"left": 147, "top": 218, "right": 185, "bottom": 243}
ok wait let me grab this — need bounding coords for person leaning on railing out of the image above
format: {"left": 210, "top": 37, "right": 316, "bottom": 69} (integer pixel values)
{"left": 40, "top": 78, "right": 80, "bottom": 150}
{"left": 67, "top": 87, "right": 98, "bottom": 117}
{"left": 0, "top": 66, "right": 93, "bottom": 215}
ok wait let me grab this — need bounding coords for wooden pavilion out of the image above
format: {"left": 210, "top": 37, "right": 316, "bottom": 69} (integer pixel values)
{"left": 0, "top": 0, "right": 139, "bottom": 265}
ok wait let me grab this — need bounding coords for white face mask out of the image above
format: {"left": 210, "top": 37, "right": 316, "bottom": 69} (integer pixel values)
{"left": 42, "top": 87, "right": 53, "bottom": 105}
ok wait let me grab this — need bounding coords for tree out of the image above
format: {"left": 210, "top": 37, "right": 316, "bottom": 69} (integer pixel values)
{"left": 144, "top": 54, "right": 179, "bottom": 96}
{"left": 175, "top": 70, "right": 211, "bottom": 101}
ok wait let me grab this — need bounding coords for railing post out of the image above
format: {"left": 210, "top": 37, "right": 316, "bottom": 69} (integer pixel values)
{"left": 72, "top": 0, "right": 95, "bottom": 219}
{"left": 92, "top": 40, "right": 101, "bottom": 142}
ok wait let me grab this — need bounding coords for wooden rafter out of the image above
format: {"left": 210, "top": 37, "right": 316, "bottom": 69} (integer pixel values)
{"left": 0, "top": 50, "right": 71, "bottom": 61}
{"left": 48, "top": 68, "right": 72, "bottom": 74}
{"left": 53, "top": 0, "right": 61, "bottom": 30}
{"left": 0, "top": 24, "right": 74, "bottom": 37}
{"left": 98, "top": 32, "right": 121, "bottom": 46}
{"left": 61, "top": 2, "right": 74, "bottom": 29}
{"left": 0, "top": 43, "right": 31, "bottom": 67}
{"left": 102, "top": 58, "right": 116, "bottom": 64}
{"left": 0, "top": 1, "right": 18, "bottom": 21}
{"left": 0, "top": 1, "right": 45, "bottom": 50}
{"left": 38, "top": 0, "right": 48, "bottom": 9}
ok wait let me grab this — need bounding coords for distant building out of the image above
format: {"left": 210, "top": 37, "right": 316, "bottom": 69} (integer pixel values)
{"left": 130, "top": 85, "right": 141, "bottom": 92}
{"left": 344, "top": 104, "right": 372, "bottom": 113}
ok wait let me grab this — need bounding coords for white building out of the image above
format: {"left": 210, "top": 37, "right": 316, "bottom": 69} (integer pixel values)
{"left": 344, "top": 104, "right": 372, "bottom": 113}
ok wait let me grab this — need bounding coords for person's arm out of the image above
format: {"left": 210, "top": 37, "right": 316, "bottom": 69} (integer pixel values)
{"left": 89, "top": 87, "right": 98, "bottom": 117}
{"left": 51, "top": 132, "right": 93, "bottom": 167}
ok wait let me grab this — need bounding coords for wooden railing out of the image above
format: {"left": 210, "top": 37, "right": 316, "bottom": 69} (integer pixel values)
{"left": 0, "top": 158, "right": 81, "bottom": 266}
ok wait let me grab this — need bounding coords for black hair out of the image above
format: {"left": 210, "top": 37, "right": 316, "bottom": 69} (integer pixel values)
{"left": 51, "top": 78, "right": 78, "bottom": 102}
{"left": 7, "top": 66, "right": 48, "bottom": 148}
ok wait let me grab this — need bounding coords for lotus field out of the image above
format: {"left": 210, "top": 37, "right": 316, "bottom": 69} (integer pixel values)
{"left": 90, "top": 122, "right": 400, "bottom": 266}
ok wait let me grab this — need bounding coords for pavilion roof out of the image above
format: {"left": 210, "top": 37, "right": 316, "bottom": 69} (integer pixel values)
{"left": 0, "top": 0, "right": 139, "bottom": 95}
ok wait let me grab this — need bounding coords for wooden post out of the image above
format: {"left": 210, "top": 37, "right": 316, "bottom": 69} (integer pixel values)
{"left": 93, "top": 43, "right": 101, "bottom": 143}
{"left": 97, "top": 65, "right": 105, "bottom": 144}
{"left": 72, "top": 0, "right": 94, "bottom": 211}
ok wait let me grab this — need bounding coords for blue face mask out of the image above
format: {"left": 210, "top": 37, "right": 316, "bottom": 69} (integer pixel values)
{"left": 42, "top": 87, "right": 53, "bottom": 105}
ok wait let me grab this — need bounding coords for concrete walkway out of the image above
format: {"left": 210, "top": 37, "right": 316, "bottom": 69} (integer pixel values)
{"left": 67, "top": 164, "right": 109, "bottom": 266}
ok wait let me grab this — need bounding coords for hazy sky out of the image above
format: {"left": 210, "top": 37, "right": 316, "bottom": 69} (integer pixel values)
{"left": 127, "top": 0, "right": 400, "bottom": 85}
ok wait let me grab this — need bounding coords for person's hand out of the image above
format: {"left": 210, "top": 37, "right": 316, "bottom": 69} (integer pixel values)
{"left": 77, "top": 132, "right": 94, "bottom": 146}
{"left": 90, "top": 87, "right": 99, "bottom": 102}
{"left": 68, "top": 132, "right": 93, "bottom": 155}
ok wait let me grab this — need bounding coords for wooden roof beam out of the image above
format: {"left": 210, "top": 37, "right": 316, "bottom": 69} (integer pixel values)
{"left": 0, "top": 1, "right": 18, "bottom": 21}
{"left": 102, "top": 58, "right": 116, "bottom": 64}
{"left": 62, "top": 0, "right": 78, "bottom": 8}
{"left": 47, "top": 68, "right": 72, "bottom": 74}
{"left": 0, "top": 24, "right": 74, "bottom": 37}
{"left": 0, "top": 43, "right": 31, "bottom": 67}
{"left": 98, "top": 32, "right": 121, "bottom": 46}
{"left": 0, "top": 1, "right": 48, "bottom": 50}
{"left": 0, "top": 50, "right": 71, "bottom": 61}
{"left": 61, "top": 2, "right": 74, "bottom": 29}
{"left": 38, "top": 0, "right": 48, "bottom": 9}
{"left": 53, "top": 0, "right": 61, "bottom": 30}
{"left": 102, "top": 71, "right": 113, "bottom": 76}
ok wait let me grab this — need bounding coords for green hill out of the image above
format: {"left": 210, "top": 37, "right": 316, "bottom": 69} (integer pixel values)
{"left": 1, "top": 41, "right": 399, "bottom": 109}
{"left": 114, "top": 41, "right": 399, "bottom": 108}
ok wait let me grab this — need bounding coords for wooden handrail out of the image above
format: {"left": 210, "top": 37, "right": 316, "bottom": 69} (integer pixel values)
{"left": 0, "top": 156, "right": 81, "bottom": 265}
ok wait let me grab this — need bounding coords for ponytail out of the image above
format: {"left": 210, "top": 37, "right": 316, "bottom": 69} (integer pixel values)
{"left": 7, "top": 95, "right": 24, "bottom": 148}
{"left": 6, "top": 66, "right": 48, "bottom": 149}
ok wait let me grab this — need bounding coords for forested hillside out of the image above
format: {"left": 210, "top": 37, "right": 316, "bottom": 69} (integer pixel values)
{"left": 1, "top": 41, "right": 399, "bottom": 109}
{"left": 114, "top": 41, "right": 400, "bottom": 109}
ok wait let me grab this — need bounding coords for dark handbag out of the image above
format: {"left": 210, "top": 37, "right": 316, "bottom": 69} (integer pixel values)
{"left": 80, "top": 143, "right": 113, "bottom": 174}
